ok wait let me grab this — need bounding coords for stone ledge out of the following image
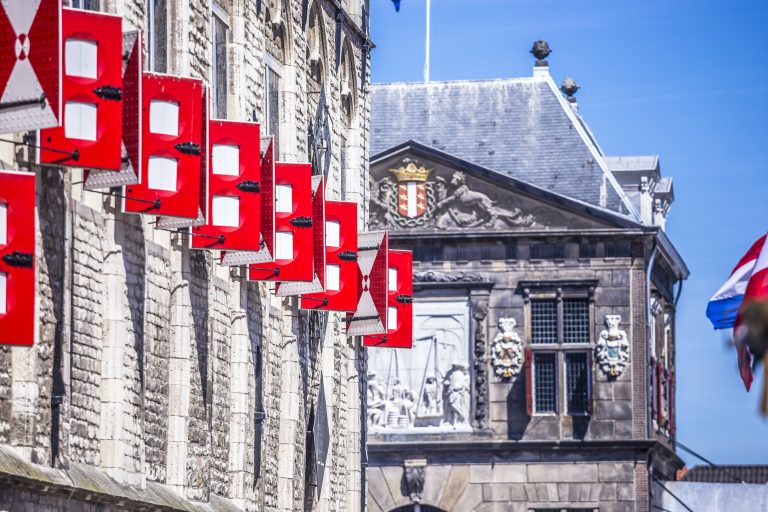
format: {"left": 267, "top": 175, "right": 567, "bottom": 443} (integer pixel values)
{"left": 0, "top": 445, "right": 241, "bottom": 512}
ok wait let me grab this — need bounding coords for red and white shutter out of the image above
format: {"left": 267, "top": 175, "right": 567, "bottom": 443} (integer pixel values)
{"left": 38, "top": 8, "right": 122, "bottom": 170}
{"left": 124, "top": 73, "right": 205, "bottom": 220}
{"left": 191, "top": 120, "right": 260, "bottom": 251}
{"left": 84, "top": 30, "right": 143, "bottom": 189}
{"left": 220, "top": 137, "right": 275, "bottom": 266}
{"left": 364, "top": 249, "right": 412, "bottom": 348}
{"left": 276, "top": 176, "right": 326, "bottom": 296}
{"left": 248, "top": 162, "right": 313, "bottom": 282}
{"left": 0, "top": 170, "right": 35, "bottom": 346}
{"left": 299, "top": 200, "right": 358, "bottom": 311}
{"left": 0, "top": 0, "right": 61, "bottom": 134}
{"left": 346, "top": 231, "right": 388, "bottom": 336}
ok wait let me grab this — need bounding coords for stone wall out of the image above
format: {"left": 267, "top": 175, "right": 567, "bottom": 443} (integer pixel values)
{"left": 0, "top": 0, "right": 370, "bottom": 510}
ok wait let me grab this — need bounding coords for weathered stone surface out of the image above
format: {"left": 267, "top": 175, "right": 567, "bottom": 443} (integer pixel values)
{"left": 438, "top": 464, "right": 470, "bottom": 511}
{"left": 599, "top": 462, "right": 635, "bottom": 483}
{"left": 527, "top": 463, "right": 598, "bottom": 483}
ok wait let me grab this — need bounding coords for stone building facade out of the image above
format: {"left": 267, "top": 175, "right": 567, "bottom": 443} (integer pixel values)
{"left": 0, "top": 0, "right": 371, "bottom": 510}
{"left": 365, "top": 48, "right": 688, "bottom": 512}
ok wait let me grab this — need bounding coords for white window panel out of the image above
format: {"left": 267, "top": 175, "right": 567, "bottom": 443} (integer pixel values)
{"left": 275, "top": 184, "right": 293, "bottom": 213}
{"left": 388, "top": 306, "right": 397, "bottom": 330}
{"left": 147, "top": 156, "right": 178, "bottom": 191}
{"left": 65, "top": 38, "right": 98, "bottom": 79}
{"left": 212, "top": 195, "right": 240, "bottom": 227}
{"left": 275, "top": 231, "right": 293, "bottom": 260}
{"left": 64, "top": 101, "right": 97, "bottom": 141}
{"left": 212, "top": 144, "right": 239, "bottom": 176}
{"left": 0, "top": 203, "right": 6, "bottom": 246}
{"left": 388, "top": 267, "right": 398, "bottom": 292}
{"left": 326, "top": 220, "right": 340, "bottom": 248}
{"left": 149, "top": 100, "right": 180, "bottom": 136}
{"left": 0, "top": 272, "right": 6, "bottom": 315}
{"left": 326, "top": 264, "right": 340, "bottom": 291}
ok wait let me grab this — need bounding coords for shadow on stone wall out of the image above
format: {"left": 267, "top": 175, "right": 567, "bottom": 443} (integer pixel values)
{"left": 506, "top": 371, "right": 529, "bottom": 440}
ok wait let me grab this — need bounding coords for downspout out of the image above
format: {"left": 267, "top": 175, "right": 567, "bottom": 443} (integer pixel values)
{"left": 359, "top": 339, "right": 368, "bottom": 512}
{"left": 645, "top": 238, "right": 658, "bottom": 441}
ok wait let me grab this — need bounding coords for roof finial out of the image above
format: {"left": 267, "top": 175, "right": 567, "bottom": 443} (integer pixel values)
{"left": 530, "top": 40, "right": 551, "bottom": 67}
{"left": 560, "top": 77, "right": 580, "bottom": 103}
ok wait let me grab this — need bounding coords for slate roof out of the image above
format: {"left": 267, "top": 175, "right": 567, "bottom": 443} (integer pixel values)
{"left": 682, "top": 465, "right": 768, "bottom": 484}
{"left": 371, "top": 77, "right": 638, "bottom": 219}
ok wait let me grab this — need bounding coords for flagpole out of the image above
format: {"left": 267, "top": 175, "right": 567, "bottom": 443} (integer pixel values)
{"left": 424, "top": 0, "right": 430, "bottom": 82}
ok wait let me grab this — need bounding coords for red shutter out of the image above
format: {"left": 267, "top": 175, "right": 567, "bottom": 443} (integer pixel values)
{"left": 0, "top": 0, "right": 61, "bottom": 134}
{"left": 39, "top": 8, "right": 123, "bottom": 170}
{"left": 587, "top": 350, "right": 594, "bottom": 415}
{"left": 363, "top": 249, "right": 413, "bottom": 348}
{"left": 656, "top": 361, "right": 663, "bottom": 427}
{"left": 191, "top": 120, "right": 261, "bottom": 251}
{"left": 248, "top": 162, "right": 313, "bottom": 282}
{"left": 124, "top": 73, "right": 205, "bottom": 220}
{"left": 299, "top": 200, "right": 358, "bottom": 311}
{"left": 0, "top": 170, "right": 36, "bottom": 346}
{"left": 525, "top": 347, "right": 533, "bottom": 416}
{"left": 346, "top": 231, "right": 388, "bottom": 336}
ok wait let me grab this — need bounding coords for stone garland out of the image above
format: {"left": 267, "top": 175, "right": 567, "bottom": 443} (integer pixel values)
{"left": 471, "top": 302, "right": 489, "bottom": 430}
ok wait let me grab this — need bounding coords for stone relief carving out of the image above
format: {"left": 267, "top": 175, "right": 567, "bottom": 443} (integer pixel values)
{"left": 491, "top": 317, "right": 524, "bottom": 379}
{"left": 403, "top": 460, "right": 427, "bottom": 503}
{"left": 442, "top": 362, "right": 471, "bottom": 428}
{"left": 471, "top": 301, "right": 489, "bottom": 429}
{"left": 413, "top": 270, "right": 485, "bottom": 283}
{"left": 369, "top": 162, "right": 538, "bottom": 230}
{"left": 597, "top": 314, "right": 630, "bottom": 377}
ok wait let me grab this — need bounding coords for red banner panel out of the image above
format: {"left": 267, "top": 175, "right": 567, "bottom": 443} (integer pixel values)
{"left": 364, "top": 250, "right": 413, "bottom": 348}
{"left": 299, "top": 200, "right": 358, "bottom": 311}
{"left": 191, "top": 120, "right": 261, "bottom": 251}
{"left": 38, "top": 8, "right": 122, "bottom": 170}
{"left": 248, "top": 162, "right": 313, "bottom": 282}
{"left": 276, "top": 176, "right": 326, "bottom": 296}
{"left": 0, "top": 0, "right": 61, "bottom": 134}
{"left": 0, "top": 170, "right": 35, "bottom": 346}
{"left": 346, "top": 231, "right": 388, "bottom": 336}
{"left": 123, "top": 73, "right": 205, "bottom": 220}
{"left": 84, "top": 30, "right": 142, "bottom": 189}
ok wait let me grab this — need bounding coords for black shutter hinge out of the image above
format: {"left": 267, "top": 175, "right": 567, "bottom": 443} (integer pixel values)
{"left": 255, "top": 410, "right": 266, "bottom": 423}
{"left": 174, "top": 142, "right": 202, "bottom": 156}
{"left": 290, "top": 216, "right": 313, "bottom": 228}
{"left": 93, "top": 85, "right": 123, "bottom": 101}
{"left": 237, "top": 180, "right": 260, "bottom": 193}
{"left": 2, "top": 251, "right": 33, "bottom": 268}
{"left": 338, "top": 251, "right": 358, "bottom": 261}
{"left": 395, "top": 294, "right": 412, "bottom": 304}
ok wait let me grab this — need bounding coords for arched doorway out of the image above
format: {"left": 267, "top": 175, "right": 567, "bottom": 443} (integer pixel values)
{"left": 390, "top": 505, "right": 447, "bottom": 512}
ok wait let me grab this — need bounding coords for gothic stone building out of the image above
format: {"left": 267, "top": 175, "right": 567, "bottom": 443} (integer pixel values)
{"left": 365, "top": 54, "right": 688, "bottom": 512}
{"left": 0, "top": 0, "right": 371, "bottom": 511}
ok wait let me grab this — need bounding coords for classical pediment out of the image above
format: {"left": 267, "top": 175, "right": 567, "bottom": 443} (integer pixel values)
{"left": 369, "top": 142, "right": 640, "bottom": 234}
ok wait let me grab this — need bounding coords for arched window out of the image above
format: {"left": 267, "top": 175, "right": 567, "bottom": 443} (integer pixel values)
{"left": 339, "top": 40, "right": 356, "bottom": 126}
{"left": 307, "top": 1, "right": 327, "bottom": 87}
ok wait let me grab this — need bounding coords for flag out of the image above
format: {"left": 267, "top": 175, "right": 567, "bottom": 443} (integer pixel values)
{"left": 391, "top": 0, "right": 401, "bottom": 12}
{"left": 707, "top": 233, "right": 768, "bottom": 390}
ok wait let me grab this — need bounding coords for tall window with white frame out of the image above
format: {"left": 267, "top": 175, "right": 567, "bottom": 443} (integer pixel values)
{"left": 264, "top": 61, "right": 281, "bottom": 154}
{"left": 211, "top": 4, "right": 230, "bottom": 119}
{"left": 147, "top": 0, "right": 167, "bottom": 73}
{"left": 527, "top": 291, "right": 593, "bottom": 416}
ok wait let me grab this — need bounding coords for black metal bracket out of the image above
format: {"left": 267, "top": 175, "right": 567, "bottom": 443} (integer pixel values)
{"left": 189, "top": 231, "right": 225, "bottom": 245}
{"left": 290, "top": 216, "right": 313, "bottom": 228}
{"left": 358, "top": 244, "right": 380, "bottom": 251}
{"left": 395, "top": 294, "right": 413, "bottom": 304}
{"left": 0, "top": 93, "right": 46, "bottom": 112}
{"left": 338, "top": 250, "right": 358, "bottom": 261}
{"left": 249, "top": 266, "right": 280, "bottom": 278}
{"left": 99, "top": 189, "right": 161, "bottom": 210}
{"left": 255, "top": 410, "right": 266, "bottom": 423}
{"left": 1, "top": 251, "right": 33, "bottom": 268}
{"left": 0, "top": 135, "right": 80, "bottom": 164}
{"left": 237, "top": 180, "right": 260, "bottom": 193}
{"left": 93, "top": 85, "right": 122, "bottom": 101}
{"left": 343, "top": 314, "right": 379, "bottom": 323}
{"left": 367, "top": 335, "right": 389, "bottom": 346}
{"left": 174, "top": 141, "right": 202, "bottom": 156}
{"left": 303, "top": 296, "right": 329, "bottom": 307}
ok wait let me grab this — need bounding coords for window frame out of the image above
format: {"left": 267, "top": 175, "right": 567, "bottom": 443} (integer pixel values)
{"left": 264, "top": 54, "right": 282, "bottom": 156}
{"left": 147, "top": 0, "right": 168, "bottom": 73}
{"left": 211, "top": 2, "right": 231, "bottom": 119}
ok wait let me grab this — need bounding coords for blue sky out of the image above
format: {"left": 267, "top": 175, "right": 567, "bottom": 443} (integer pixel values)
{"left": 369, "top": 0, "right": 768, "bottom": 464}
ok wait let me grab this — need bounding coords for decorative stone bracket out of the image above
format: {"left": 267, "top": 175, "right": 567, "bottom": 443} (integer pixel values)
{"left": 403, "top": 459, "right": 427, "bottom": 503}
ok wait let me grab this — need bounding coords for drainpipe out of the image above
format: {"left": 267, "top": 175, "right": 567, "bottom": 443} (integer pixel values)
{"left": 359, "top": 339, "right": 368, "bottom": 512}
{"left": 646, "top": 238, "right": 658, "bottom": 441}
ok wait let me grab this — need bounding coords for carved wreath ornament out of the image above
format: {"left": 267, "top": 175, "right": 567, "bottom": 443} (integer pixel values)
{"left": 596, "top": 314, "right": 630, "bottom": 377}
{"left": 491, "top": 317, "right": 524, "bottom": 379}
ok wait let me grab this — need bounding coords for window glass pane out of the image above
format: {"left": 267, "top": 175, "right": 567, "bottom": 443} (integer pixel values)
{"left": 267, "top": 67, "right": 280, "bottom": 151}
{"left": 339, "top": 135, "right": 347, "bottom": 200}
{"left": 64, "top": 101, "right": 98, "bottom": 141}
{"left": 326, "top": 264, "right": 340, "bottom": 291}
{"left": 149, "top": 100, "right": 179, "bottom": 136}
{"left": 275, "top": 231, "right": 293, "bottom": 260}
{"left": 531, "top": 299, "right": 557, "bottom": 344}
{"left": 212, "top": 12, "right": 228, "bottom": 118}
{"left": 0, "top": 203, "right": 6, "bottom": 246}
{"left": 534, "top": 352, "right": 557, "bottom": 413}
{"left": 65, "top": 39, "right": 98, "bottom": 79}
{"left": 564, "top": 298, "right": 589, "bottom": 343}
{"left": 275, "top": 185, "right": 292, "bottom": 213}
{"left": 148, "top": 0, "right": 168, "bottom": 72}
{"left": 566, "top": 352, "right": 589, "bottom": 414}
{"left": 212, "top": 144, "right": 239, "bottom": 176}
{"left": 212, "top": 195, "right": 239, "bottom": 227}
{"left": 0, "top": 272, "right": 6, "bottom": 315}
{"left": 147, "top": 156, "right": 178, "bottom": 191}
{"left": 325, "top": 221, "right": 340, "bottom": 248}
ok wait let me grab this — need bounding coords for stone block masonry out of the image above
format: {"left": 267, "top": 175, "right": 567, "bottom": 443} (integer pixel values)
{"left": 0, "top": 0, "right": 371, "bottom": 510}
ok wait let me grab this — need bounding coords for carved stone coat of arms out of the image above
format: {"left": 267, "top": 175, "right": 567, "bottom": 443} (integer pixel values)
{"left": 596, "top": 314, "right": 630, "bottom": 377}
{"left": 491, "top": 317, "right": 524, "bottom": 379}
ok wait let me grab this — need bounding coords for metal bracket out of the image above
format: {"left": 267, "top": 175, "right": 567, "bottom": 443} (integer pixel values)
{"left": 93, "top": 85, "right": 123, "bottom": 101}
{"left": 236, "top": 180, "right": 260, "bottom": 193}
{"left": 303, "top": 296, "right": 329, "bottom": 307}
{"left": 338, "top": 251, "right": 358, "bottom": 261}
{"left": 174, "top": 141, "right": 202, "bottom": 156}
{"left": 255, "top": 410, "right": 266, "bottom": 423}
{"left": 343, "top": 314, "right": 379, "bottom": 323}
{"left": 290, "top": 216, "right": 313, "bottom": 228}
{"left": 1, "top": 251, "right": 33, "bottom": 268}
{"left": 189, "top": 231, "right": 225, "bottom": 245}
{"left": 395, "top": 294, "right": 413, "bottom": 304}
{"left": 0, "top": 93, "right": 46, "bottom": 112}
{"left": 358, "top": 244, "right": 380, "bottom": 251}
{"left": 102, "top": 189, "right": 161, "bottom": 210}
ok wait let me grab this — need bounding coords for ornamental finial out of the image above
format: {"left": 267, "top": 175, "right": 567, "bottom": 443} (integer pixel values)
{"left": 560, "top": 77, "right": 580, "bottom": 103}
{"left": 530, "top": 40, "right": 552, "bottom": 67}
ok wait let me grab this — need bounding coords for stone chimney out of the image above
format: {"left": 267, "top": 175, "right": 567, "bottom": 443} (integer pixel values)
{"left": 560, "top": 77, "right": 580, "bottom": 114}
{"left": 531, "top": 40, "right": 551, "bottom": 77}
